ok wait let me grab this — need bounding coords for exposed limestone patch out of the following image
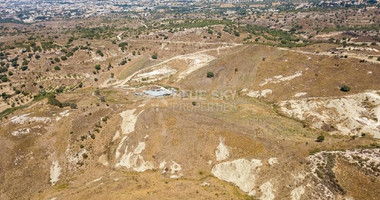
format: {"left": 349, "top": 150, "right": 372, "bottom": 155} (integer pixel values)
{"left": 169, "top": 161, "right": 183, "bottom": 179}
{"left": 211, "top": 158, "right": 262, "bottom": 196}
{"left": 120, "top": 109, "right": 141, "bottom": 135}
{"left": 260, "top": 71, "right": 302, "bottom": 86}
{"left": 176, "top": 53, "right": 215, "bottom": 81}
{"left": 246, "top": 89, "right": 273, "bottom": 98}
{"left": 259, "top": 181, "right": 275, "bottom": 200}
{"left": 98, "top": 154, "right": 109, "bottom": 167}
{"left": 291, "top": 186, "right": 305, "bottom": 200}
{"left": 115, "top": 136, "right": 128, "bottom": 159}
{"left": 294, "top": 92, "right": 307, "bottom": 97}
{"left": 10, "top": 113, "right": 51, "bottom": 124}
{"left": 50, "top": 161, "right": 62, "bottom": 186}
{"left": 11, "top": 128, "right": 30, "bottom": 137}
{"left": 134, "top": 66, "right": 177, "bottom": 83}
{"left": 115, "top": 141, "right": 154, "bottom": 172}
{"left": 278, "top": 91, "right": 380, "bottom": 138}
{"left": 268, "top": 158, "right": 278, "bottom": 166}
{"left": 215, "top": 137, "right": 230, "bottom": 161}
{"left": 112, "top": 131, "right": 120, "bottom": 142}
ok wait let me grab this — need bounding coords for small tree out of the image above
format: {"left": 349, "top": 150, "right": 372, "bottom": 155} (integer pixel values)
{"left": 21, "top": 66, "right": 28, "bottom": 71}
{"left": 95, "top": 64, "right": 101, "bottom": 71}
{"left": 316, "top": 135, "right": 325, "bottom": 142}
{"left": 152, "top": 53, "right": 158, "bottom": 59}
{"left": 340, "top": 85, "right": 350, "bottom": 92}
{"left": 96, "top": 50, "right": 104, "bottom": 57}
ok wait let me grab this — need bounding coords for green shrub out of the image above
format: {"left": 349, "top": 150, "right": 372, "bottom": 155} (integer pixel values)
{"left": 340, "top": 85, "right": 350, "bottom": 92}
{"left": 96, "top": 50, "right": 104, "bottom": 57}
{"left": 0, "top": 75, "right": 9, "bottom": 82}
{"left": 47, "top": 94, "right": 63, "bottom": 108}
{"left": 54, "top": 66, "right": 61, "bottom": 70}
{"left": 95, "top": 64, "right": 101, "bottom": 70}
{"left": 152, "top": 53, "right": 158, "bottom": 59}
{"left": 316, "top": 135, "right": 325, "bottom": 142}
{"left": 120, "top": 60, "right": 127, "bottom": 65}
{"left": 21, "top": 66, "right": 28, "bottom": 71}
{"left": 206, "top": 72, "right": 214, "bottom": 78}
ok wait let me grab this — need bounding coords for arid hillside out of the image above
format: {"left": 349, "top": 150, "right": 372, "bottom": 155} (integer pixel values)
{"left": 0, "top": 13, "right": 380, "bottom": 200}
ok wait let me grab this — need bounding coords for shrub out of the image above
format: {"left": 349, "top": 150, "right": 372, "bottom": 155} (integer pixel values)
{"left": 21, "top": 66, "right": 28, "bottom": 71}
{"left": 1, "top": 92, "right": 9, "bottom": 99}
{"left": 61, "top": 56, "right": 67, "bottom": 61}
{"left": 96, "top": 50, "right": 104, "bottom": 57}
{"left": 340, "top": 85, "right": 350, "bottom": 92}
{"left": 47, "top": 94, "right": 63, "bottom": 108}
{"left": 120, "top": 60, "right": 127, "bottom": 65}
{"left": 54, "top": 66, "right": 61, "bottom": 70}
{"left": 152, "top": 53, "right": 158, "bottom": 59}
{"left": 95, "top": 64, "right": 101, "bottom": 70}
{"left": 0, "top": 66, "right": 7, "bottom": 73}
{"left": 0, "top": 75, "right": 9, "bottom": 82}
{"left": 70, "top": 103, "right": 77, "bottom": 109}
{"left": 82, "top": 153, "right": 88, "bottom": 159}
{"left": 316, "top": 135, "right": 325, "bottom": 142}
{"left": 206, "top": 72, "right": 214, "bottom": 78}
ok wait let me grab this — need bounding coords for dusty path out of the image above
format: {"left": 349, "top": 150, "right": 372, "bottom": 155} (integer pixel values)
{"left": 116, "top": 32, "right": 123, "bottom": 41}
{"left": 128, "top": 39, "right": 242, "bottom": 46}
{"left": 103, "top": 42, "right": 242, "bottom": 88}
